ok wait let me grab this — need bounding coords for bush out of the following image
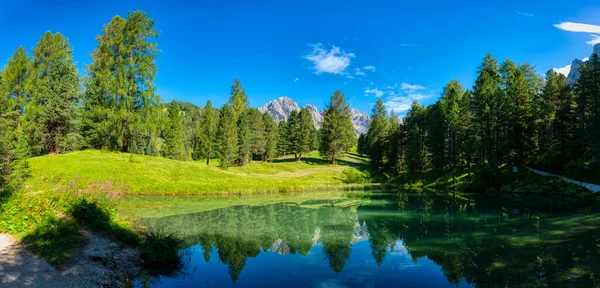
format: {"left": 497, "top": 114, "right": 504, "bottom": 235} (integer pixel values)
{"left": 340, "top": 169, "right": 371, "bottom": 184}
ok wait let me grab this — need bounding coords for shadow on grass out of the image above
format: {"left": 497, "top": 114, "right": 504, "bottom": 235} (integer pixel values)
{"left": 272, "top": 154, "right": 370, "bottom": 171}
{"left": 21, "top": 217, "right": 83, "bottom": 267}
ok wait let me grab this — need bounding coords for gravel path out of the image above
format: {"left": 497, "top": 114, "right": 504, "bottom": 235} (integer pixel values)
{"left": 525, "top": 167, "right": 600, "bottom": 193}
{"left": 0, "top": 232, "right": 139, "bottom": 288}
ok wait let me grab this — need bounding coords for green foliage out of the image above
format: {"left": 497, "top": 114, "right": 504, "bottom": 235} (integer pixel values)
{"left": 248, "top": 108, "right": 266, "bottom": 160}
{"left": 340, "top": 169, "right": 371, "bottom": 184}
{"left": 82, "top": 11, "right": 159, "bottom": 153}
{"left": 163, "top": 101, "right": 187, "bottom": 161}
{"left": 319, "top": 90, "right": 354, "bottom": 164}
{"left": 217, "top": 105, "right": 238, "bottom": 169}
{"left": 228, "top": 78, "right": 249, "bottom": 117}
{"left": 262, "top": 112, "right": 278, "bottom": 161}
{"left": 366, "top": 98, "right": 389, "bottom": 170}
{"left": 236, "top": 110, "right": 252, "bottom": 166}
{"left": 195, "top": 100, "right": 218, "bottom": 164}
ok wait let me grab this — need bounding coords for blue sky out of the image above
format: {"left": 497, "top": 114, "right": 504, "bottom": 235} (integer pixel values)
{"left": 1, "top": 0, "right": 599, "bottom": 115}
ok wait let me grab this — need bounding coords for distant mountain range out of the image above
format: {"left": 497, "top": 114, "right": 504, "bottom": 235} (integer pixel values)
{"left": 566, "top": 43, "right": 600, "bottom": 84}
{"left": 258, "top": 96, "right": 374, "bottom": 136}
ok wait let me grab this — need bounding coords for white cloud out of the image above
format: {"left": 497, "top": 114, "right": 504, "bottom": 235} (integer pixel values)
{"left": 364, "top": 88, "right": 384, "bottom": 97}
{"left": 587, "top": 35, "right": 600, "bottom": 45}
{"left": 363, "top": 65, "right": 376, "bottom": 71}
{"left": 294, "top": 77, "right": 299, "bottom": 83}
{"left": 304, "top": 43, "right": 354, "bottom": 75}
{"left": 583, "top": 57, "right": 590, "bottom": 61}
{"left": 515, "top": 10, "right": 534, "bottom": 17}
{"left": 554, "top": 22, "right": 600, "bottom": 33}
{"left": 355, "top": 68, "right": 366, "bottom": 76}
{"left": 553, "top": 64, "right": 571, "bottom": 76}
{"left": 346, "top": 75, "right": 355, "bottom": 79}
{"left": 400, "top": 82, "right": 425, "bottom": 91}
{"left": 399, "top": 44, "right": 418, "bottom": 47}
{"left": 385, "top": 92, "right": 432, "bottom": 114}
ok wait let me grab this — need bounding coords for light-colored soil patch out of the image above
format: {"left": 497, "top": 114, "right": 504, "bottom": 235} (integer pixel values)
{"left": 0, "top": 232, "right": 139, "bottom": 288}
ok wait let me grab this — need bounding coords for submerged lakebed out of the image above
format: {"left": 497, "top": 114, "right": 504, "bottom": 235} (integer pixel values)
{"left": 130, "top": 193, "right": 600, "bottom": 287}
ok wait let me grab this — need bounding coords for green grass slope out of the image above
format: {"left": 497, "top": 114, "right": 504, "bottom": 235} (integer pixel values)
{"left": 25, "top": 150, "right": 370, "bottom": 195}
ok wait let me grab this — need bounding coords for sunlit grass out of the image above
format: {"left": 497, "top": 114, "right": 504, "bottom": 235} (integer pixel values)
{"left": 25, "top": 150, "right": 370, "bottom": 196}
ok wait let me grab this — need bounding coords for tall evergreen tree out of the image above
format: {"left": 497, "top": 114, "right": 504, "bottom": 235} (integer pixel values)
{"left": 276, "top": 120, "right": 289, "bottom": 156}
{"left": 366, "top": 98, "right": 389, "bottom": 170}
{"left": 217, "top": 105, "right": 238, "bottom": 169}
{"left": 228, "top": 78, "right": 249, "bottom": 117}
{"left": 163, "top": 101, "right": 187, "bottom": 161}
{"left": 82, "top": 11, "right": 159, "bottom": 152}
{"left": 1, "top": 46, "right": 31, "bottom": 114}
{"left": 472, "top": 54, "right": 502, "bottom": 172}
{"left": 236, "top": 110, "right": 252, "bottom": 166}
{"left": 195, "top": 100, "right": 218, "bottom": 164}
{"left": 248, "top": 108, "right": 266, "bottom": 160}
{"left": 404, "top": 101, "right": 428, "bottom": 172}
{"left": 263, "top": 112, "right": 278, "bottom": 161}
{"left": 319, "top": 90, "right": 354, "bottom": 164}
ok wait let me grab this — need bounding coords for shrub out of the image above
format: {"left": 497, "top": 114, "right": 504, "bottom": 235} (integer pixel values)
{"left": 340, "top": 169, "right": 371, "bottom": 184}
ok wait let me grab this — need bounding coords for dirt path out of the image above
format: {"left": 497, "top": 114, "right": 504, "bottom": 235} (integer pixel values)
{"left": 0, "top": 232, "right": 139, "bottom": 288}
{"left": 525, "top": 167, "right": 600, "bottom": 193}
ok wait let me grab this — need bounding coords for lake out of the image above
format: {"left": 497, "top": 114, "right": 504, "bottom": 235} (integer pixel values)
{"left": 137, "top": 193, "right": 600, "bottom": 287}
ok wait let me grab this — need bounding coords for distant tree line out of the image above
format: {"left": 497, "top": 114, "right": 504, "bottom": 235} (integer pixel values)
{"left": 360, "top": 54, "right": 600, "bottom": 188}
{"left": 0, "top": 11, "right": 358, "bottom": 192}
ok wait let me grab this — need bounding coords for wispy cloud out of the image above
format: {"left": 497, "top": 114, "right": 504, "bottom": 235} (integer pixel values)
{"left": 400, "top": 82, "right": 425, "bottom": 91}
{"left": 515, "top": 10, "right": 534, "bottom": 17}
{"left": 378, "top": 82, "right": 433, "bottom": 115}
{"left": 587, "top": 35, "right": 600, "bottom": 45}
{"left": 399, "top": 44, "right": 418, "bottom": 47}
{"left": 553, "top": 64, "right": 572, "bottom": 76}
{"left": 346, "top": 75, "right": 355, "bottom": 79}
{"left": 364, "top": 88, "right": 384, "bottom": 97}
{"left": 304, "top": 43, "right": 354, "bottom": 75}
{"left": 294, "top": 77, "right": 299, "bottom": 83}
{"left": 554, "top": 22, "right": 600, "bottom": 33}
{"left": 363, "top": 65, "right": 376, "bottom": 71}
{"left": 355, "top": 68, "right": 366, "bottom": 76}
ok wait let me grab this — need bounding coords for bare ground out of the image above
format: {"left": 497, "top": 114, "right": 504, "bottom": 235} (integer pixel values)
{"left": 0, "top": 231, "right": 139, "bottom": 288}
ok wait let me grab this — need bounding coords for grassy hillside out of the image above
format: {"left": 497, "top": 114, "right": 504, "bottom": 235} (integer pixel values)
{"left": 25, "top": 150, "right": 371, "bottom": 195}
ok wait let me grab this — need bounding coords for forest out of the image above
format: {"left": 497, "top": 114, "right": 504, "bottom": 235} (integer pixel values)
{"left": 1, "top": 9, "right": 599, "bottom": 195}
{"left": 359, "top": 54, "right": 600, "bottom": 191}
{"left": 0, "top": 11, "right": 357, "bottom": 194}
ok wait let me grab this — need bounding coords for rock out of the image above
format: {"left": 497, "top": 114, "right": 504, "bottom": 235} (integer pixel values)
{"left": 351, "top": 108, "right": 370, "bottom": 137}
{"left": 566, "top": 43, "right": 600, "bottom": 84}
{"left": 259, "top": 97, "right": 373, "bottom": 137}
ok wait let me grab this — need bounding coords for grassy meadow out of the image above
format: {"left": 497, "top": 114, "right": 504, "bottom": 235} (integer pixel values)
{"left": 24, "top": 150, "right": 371, "bottom": 196}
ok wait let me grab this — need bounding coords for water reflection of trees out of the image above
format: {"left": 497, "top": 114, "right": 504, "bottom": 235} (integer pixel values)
{"left": 357, "top": 194, "right": 600, "bottom": 287}
{"left": 140, "top": 203, "right": 357, "bottom": 281}
{"left": 140, "top": 195, "right": 600, "bottom": 286}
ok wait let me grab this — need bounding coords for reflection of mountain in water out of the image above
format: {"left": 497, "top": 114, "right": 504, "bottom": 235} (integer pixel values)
{"left": 140, "top": 195, "right": 600, "bottom": 287}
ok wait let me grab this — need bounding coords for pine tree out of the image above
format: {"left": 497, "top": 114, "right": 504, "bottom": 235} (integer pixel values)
{"left": 163, "top": 101, "right": 187, "bottom": 161}
{"left": 366, "top": 98, "right": 389, "bottom": 170}
{"left": 357, "top": 134, "right": 366, "bottom": 156}
{"left": 441, "top": 80, "right": 465, "bottom": 183}
{"left": 472, "top": 54, "right": 502, "bottom": 171}
{"left": 501, "top": 60, "right": 535, "bottom": 166}
{"left": 248, "top": 108, "right": 266, "bottom": 160}
{"left": 319, "top": 90, "right": 354, "bottom": 164}
{"left": 23, "top": 32, "right": 80, "bottom": 155}
{"left": 1, "top": 46, "right": 31, "bottom": 114}
{"left": 217, "top": 105, "right": 238, "bottom": 169}
{"left": 276, "top": 121, "right": 289, "bottom": 156}
{"left": 196, "top": 100, "right": 218, "bottom": 164}
{"left": 236, "top": 110, "right": 252, "bottom": 166}
{"left": 263, "top": 112, "right": 278, "bottom": 161}
{"left": 229, "top": 78, "right": 249, "bottom": 118}
{"left": 405, "top": 101, "right": 427, "bottom": 172}
{"left": 82, "top": 11, "right": 159, "bottom": 152}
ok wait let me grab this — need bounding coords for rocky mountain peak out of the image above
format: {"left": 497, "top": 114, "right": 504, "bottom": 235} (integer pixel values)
{"left": 567, "top": 44, "right": 600, "bottom": 84}
{"left": 259, "top": 97, "right": 372, "bottom": 137}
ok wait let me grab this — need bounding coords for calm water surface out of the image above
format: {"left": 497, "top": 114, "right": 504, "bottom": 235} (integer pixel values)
{"left": 138, "top": 193, "right": 600, "bottom": 287}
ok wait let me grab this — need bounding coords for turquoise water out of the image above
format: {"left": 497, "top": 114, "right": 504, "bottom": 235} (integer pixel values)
{"left": 138, "top": 194, "right": 600, "bottom": 287}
